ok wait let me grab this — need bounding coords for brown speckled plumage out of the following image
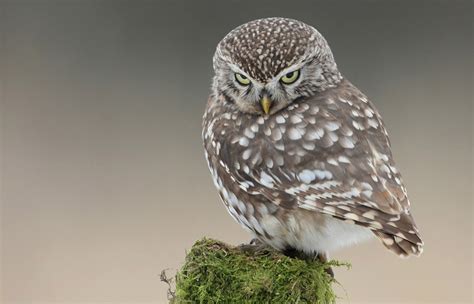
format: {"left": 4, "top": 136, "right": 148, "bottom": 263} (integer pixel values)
{"left": 203, "top": 17, "right": 423, "bottom": 258}
{"left": 217, "top": 18, "right": 317, "bottom": 82}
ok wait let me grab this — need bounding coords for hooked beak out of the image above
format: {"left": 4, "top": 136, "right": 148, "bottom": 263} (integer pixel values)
{"left": 260, "top": 95, "right": 272, "bottom": 114}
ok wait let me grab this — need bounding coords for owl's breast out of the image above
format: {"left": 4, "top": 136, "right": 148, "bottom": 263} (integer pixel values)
{"left": 204, "top": 100, "right": 334, "bottom": 179}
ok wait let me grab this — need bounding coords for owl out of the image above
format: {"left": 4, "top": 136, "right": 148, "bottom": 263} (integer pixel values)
{"left": 202, "top": 17, "right": 423, "bottom": 262}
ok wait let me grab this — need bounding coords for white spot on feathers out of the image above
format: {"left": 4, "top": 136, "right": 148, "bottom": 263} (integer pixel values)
{"left": 298, "top": 170, "right": 316, "bottom": 184}
{"left": 288, "top": 128, "right": 302, "bottom": 140}
{"left": 275, "top": 115, "right": 285, "bottom": 124}
{"left": 244, "top": 128, "right": 255, "bottom": 138}
{"left": 362, "top": 210, "right": 378, "bottom": 219}
{"left": 290, "top": 115, "right": 303, "bottom": 124}
{"left": 340, "top": 137, "right": 355, "bottom": 149}
{"left": 338, "top": 155, "right": 350, "bottom": 163}
{"left": 259, "top": 171, "right": 274, "bottom": 188}
{"left": 352, "top": 121, "right": 364, "bottom": 130}
{"left": 238, "top": 137, "right": 249, "bottom": 146}
{"left": 242, "top": 149, "right": 252, "bottom": 160}
{"left": 368, "top": 119, "right": 379, "bottom": 129}
{"left": 344, "top": 213, "right": 360, "bottom": 221}
{"left": 304, "top": 128, "right": 324, "bottom": 140}
{"left": 325, "top": 121, "right": 340, "bottom": 131}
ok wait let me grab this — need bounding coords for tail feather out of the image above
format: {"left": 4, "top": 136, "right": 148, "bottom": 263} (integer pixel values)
{"left": 373, "top": 230, "right": 423, "bottom": 257}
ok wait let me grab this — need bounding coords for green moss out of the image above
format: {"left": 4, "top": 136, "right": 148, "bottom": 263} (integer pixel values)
{"left": 169, "top": 238, "right": 346, "bottom": 304}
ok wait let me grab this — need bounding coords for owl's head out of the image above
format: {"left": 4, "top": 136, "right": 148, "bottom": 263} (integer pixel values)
{"left": 212, "top": 17, "right": 342, "bottom": 116}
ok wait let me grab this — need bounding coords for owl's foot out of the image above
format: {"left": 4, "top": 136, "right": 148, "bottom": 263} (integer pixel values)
{"left": 249, "top": 238, "right": 260, "bottom": 245}
{"left": 282, "top": 247, "right": 307, "bottom": 260}
{"left": 283, "top": 247, "right": 334, "bottom": 278}
{"left": 317, "top": 253, "right": 335, "bottom": 278}
{"left": 237, "top": 238, "right": 270, "bottom": 254}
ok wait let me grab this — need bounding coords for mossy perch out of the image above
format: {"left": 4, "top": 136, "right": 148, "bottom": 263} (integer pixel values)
{"left": 164, "top": 238, "right": 347, "bottom": 303}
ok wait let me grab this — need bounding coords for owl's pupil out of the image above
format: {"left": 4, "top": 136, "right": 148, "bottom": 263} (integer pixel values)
{"left": 286, "top": 72, "right": 294, "bottom": 78}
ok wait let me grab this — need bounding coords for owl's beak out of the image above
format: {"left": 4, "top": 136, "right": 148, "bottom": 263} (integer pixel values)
{"left": 260, "top": 95, "right": 272, "bottom": 114}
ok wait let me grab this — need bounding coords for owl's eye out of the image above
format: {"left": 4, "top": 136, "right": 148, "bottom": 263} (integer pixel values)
{"left": 235, "top": 73, "right": 251, "bottom": 86}
{"left": 280, "top": 70, "right": 300, "bottom": 84}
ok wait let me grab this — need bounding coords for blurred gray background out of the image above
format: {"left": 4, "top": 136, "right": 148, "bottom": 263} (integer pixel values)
{"left": 1, "top": 0, "right": 472, "bottom": 303}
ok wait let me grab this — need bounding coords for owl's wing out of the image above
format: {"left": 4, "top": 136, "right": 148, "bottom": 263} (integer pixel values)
{"left": 217, "top": 80, "right": 423, "bottom": 257}
{"left": 291, "top": 82, "right": 422, "bottom": 256}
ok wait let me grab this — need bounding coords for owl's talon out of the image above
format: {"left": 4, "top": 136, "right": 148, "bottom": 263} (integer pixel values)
{"left": 324, "top": 266, "right": 335, "bottom": 278}
{"left": 237, "top": 243, "right": 256, "bottom": 253}
{"left": 249, "top": 238, "right": 260, "bottom": 245}
{"left": 237, "top": 238, "right": 269, "bottom": 254}
{"left": 316, "top": 253, "right": 335, "bottom": 278}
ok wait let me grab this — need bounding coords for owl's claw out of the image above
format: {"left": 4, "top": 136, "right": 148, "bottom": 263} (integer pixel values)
{"left": 323, "top": 266, "right": 335, "bottom": 278}
{"left": 316, "top": 252, "right": 334, "bottom": 278}
{"left": 249, "top": 238, "right": 260, "bottom": 245}
{"left": 237, "top": 238, "right": 269, "bottom": 254}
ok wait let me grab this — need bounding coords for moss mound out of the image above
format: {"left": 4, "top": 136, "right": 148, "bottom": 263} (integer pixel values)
{"left": 169, "top": 238, "right": 343, "bottom": 304}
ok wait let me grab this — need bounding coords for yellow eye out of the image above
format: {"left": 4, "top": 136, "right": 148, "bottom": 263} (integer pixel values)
{"left": 280, "top": 70, "right": 300, "bottom": 84}
{"left": 235, "top": 73, "right": 251, "bottom": 85}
